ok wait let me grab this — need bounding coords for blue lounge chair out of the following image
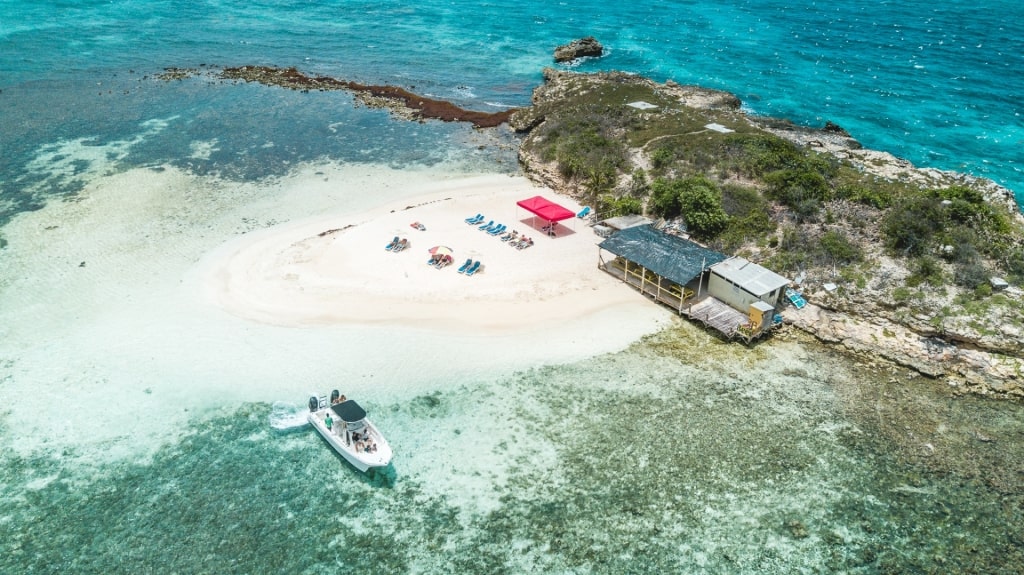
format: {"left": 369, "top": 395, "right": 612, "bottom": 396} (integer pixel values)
{"left": 477, "top": 220, "right": 494, "bottom": 231}
{"left": 785, "top": 288, "right": 807, "bottom": 309}
{"left": 392, "top": 238, "right": 408, "bottom": 253}
{"left": 577, "top": 206, "right": 591, "bottom": 218}
{"left": 465, "top": 213, "right": 483, "bottom": 224}
{"left": 488, "top": 223, "right": 506, "bottom": 236}
{"left": 457, "top": 258, "right": 473, "bottom": 273}
{"left": 385, "top": 236, "right": 399, "bottom": 251}
{"left": 465, "top": 261, "right": 482, "bottom": 276}
{"left": 481, "top": 221, "right": 500, "bottom": 233}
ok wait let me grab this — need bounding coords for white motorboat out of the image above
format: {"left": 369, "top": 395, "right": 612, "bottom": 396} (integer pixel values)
{"left": 307, "top": 391, "right": 393, "bottom": 472}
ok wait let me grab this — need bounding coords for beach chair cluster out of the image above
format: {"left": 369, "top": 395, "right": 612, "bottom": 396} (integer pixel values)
{"left": 456, "top": 258, "right": 482, "bottom": 276}
{"left": 466, "top": 214, "right": 507, "bottom": 237}
{"left": 509, "top": 235, "right": 534, "bottom": 250}
{"left": 427, "top": 254, "right": 454, "bottom": 269}
{"left": 385, "top": 236, "right": 409, "bottom": 252}
{"left": 465, "top": 212, "right": 532, "bottom": 249}
{"left": 499, "top": 229, "right": 520, "bottom": 243}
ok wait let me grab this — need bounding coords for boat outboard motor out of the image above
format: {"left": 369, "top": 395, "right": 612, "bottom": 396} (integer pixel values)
{"left": 308, "top": 396, "right": 319, "bottom": 412}
{"left": 330, "top": 389, "right": 340, "bottom": 404}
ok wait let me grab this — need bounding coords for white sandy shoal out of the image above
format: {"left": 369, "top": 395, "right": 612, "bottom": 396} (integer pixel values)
{"left": 0, "top": 162, "right": 670, "bottom": 464}
{"left": 201, "top": 174, "right": 645, "bottom": 332}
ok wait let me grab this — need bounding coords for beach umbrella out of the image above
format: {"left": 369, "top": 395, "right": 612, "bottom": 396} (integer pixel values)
{"left": 428, "top": 246, "right": 453, "bottom": 257}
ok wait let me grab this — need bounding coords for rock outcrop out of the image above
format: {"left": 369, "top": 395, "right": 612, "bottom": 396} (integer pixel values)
{"left": 554, "top": 37, "right": 604, "bottom": 63}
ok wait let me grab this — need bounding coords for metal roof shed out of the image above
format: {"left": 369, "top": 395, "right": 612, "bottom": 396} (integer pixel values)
{"left": 710, "top": 257, "right": 790, "bottom": 296}
{"left": 708, "top": 256, "right": 790, "bottom": 313}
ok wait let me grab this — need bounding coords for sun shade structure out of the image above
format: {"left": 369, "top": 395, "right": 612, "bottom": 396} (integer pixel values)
{"left": 331, "top": 400, "right": 368, "bottom": 423}
{"left": 516, "top": 195, "right": 576, "bottom": 222}
{"left": 598, "top": 225, "right": 726, "bottom": 286}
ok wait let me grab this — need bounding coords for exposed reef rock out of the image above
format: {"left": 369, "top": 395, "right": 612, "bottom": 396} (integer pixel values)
{"left": 158, "top": 66, "right": 517, "bottom": 128}
{"left": 554, "top": 37, "right": 604, "bottom": 63}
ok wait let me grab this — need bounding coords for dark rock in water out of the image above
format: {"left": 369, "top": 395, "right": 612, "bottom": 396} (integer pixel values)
{"left": 823, "top": 121, "right": 851, "bottom": 137}
{"left": 554, "top": 36, "right": 604, "bottom": 63}
{"left": 785, "top": 519, "right": 809, "bottom": 539}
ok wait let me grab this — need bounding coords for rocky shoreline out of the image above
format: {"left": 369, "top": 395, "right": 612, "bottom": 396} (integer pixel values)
{"left": 509, "top": 68, "right": 1024, "bottom": 399}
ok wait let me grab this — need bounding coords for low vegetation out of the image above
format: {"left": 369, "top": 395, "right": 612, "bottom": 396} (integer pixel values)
{"left": 514, "top": 71, "right": 1024, "bottom": 305}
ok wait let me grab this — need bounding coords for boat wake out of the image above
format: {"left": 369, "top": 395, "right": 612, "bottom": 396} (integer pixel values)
{"left": 268, "top": 401, "right": 309, "bottom": 430}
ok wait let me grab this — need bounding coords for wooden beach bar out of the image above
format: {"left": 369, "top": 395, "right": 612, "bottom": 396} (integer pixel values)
{"left": 597, "top": 225, "right": 789, "bottom": 343}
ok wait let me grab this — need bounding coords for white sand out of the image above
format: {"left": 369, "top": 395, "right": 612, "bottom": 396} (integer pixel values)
{"left": 201, "top": 173, "right": 642, "bottom": 331}
{"left": 0, "top": 161, "right": 670, "bottom": 464}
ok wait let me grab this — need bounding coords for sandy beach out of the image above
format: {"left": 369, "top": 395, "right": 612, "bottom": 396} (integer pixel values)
{"left": 0, "top": 162, "right": 669, "bottom": 462}
{"left": 202, "top": 173, "right": 643, "bottom": 332}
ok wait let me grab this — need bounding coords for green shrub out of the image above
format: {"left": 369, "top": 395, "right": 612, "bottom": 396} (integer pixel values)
{"left": 907, "top": 255, "right": 945, "bottom": 287}
{"left": 882, "top": 195, "right": 944, "bottom": 256}
{"left": 838, "top": 184, "right": 893, "bottom": 209}
{"left": 598, "top": 194, "right": 643, "bottom": 218}
{"left": 650, "top": 147, "right": 675, "bottom": 171}
{"left": 893, "top": 286, "right": 912, "bottom": 301}
{"left": 820, "top": 230, "right": 862, "bottom": 265}
{"left": 678, "top": 176, "right": 729, "bottom": 239}
{"left": 649, "top": 177, "right": 684, "bottom": 218}
{"left": 954, "top": 260, "right": 989, "bottom": 289}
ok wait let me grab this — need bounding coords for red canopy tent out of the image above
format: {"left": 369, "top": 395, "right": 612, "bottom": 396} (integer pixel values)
{"left": 516, "top": 196, "right": 576, "bottom": 236}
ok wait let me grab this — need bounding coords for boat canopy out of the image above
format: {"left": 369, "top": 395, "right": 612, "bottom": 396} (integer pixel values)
{"left": 331, "top": 399, "right": 367, "bottom": 423}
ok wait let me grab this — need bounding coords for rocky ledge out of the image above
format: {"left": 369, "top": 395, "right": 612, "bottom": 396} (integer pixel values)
{"left": 553, "top": 37, "right": 605, "bottom": 63}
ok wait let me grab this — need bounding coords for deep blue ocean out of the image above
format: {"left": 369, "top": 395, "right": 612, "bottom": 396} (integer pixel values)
{"left": 2, "top": 0, "right": 1023, "bottom": 220}
{"left": 3, "top": 2, "right": 1024, "bottom": 573}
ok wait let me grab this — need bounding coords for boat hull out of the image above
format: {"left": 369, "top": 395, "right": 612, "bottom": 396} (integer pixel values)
{"left": 307, "top": 410, "right": 392, "bottom": 472}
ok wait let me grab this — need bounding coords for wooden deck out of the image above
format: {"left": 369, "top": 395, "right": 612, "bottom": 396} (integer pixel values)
{"left": 599, "top": 255, "right": 778, "bottom": 344}
{"left": 685, "top": 297, "right": 748, "bottom": 338}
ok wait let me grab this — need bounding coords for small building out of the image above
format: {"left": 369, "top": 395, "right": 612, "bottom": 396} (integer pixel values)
{"left": 598, "top": 226, "right": 789, "bottom": 343}
{"left": 601, "top": 214, "right": 653, "bottom": 232}
{"left": 594, "top": 214, "right": 653, "bottom": 238}
{"left": 708, "top": 257, "right": 790, "bottom": 311}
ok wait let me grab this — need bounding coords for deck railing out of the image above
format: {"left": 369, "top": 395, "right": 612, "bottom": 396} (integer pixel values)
{"left": 599, "top": 255, "right": 779, "bottom": 344}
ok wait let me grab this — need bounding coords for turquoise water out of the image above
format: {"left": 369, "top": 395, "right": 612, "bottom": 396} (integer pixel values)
{"left": 1, "top": 0, "right": 1023, "bottom": 215}
{"left": 3, "top": 330, "right": 1022, "bottom": 573}
{"left": 2, "top": 1, "right": 1023, "bottom": 573}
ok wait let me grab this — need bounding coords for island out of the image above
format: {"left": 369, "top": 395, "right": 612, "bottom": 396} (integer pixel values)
{"left": 509, "top": 68, "right": 1024, "bottom": 398}
{"left": 155, "top": 64, "right": 1024, "bottom": 398}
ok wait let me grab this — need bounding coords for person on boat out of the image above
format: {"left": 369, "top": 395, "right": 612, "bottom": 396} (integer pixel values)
{"left": 324, "top": 413, "right": 333, "bottom": 431}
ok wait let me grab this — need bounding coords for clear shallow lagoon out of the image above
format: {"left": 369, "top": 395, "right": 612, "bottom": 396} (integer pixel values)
{"left": 1, "top": 1, "right": 1023, "bottom": 573}
{"left": 4, "top": 328, "right": 1022, "bottom": 573}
